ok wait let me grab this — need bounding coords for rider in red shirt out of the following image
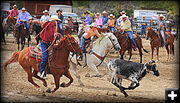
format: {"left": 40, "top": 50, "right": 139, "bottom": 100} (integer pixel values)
{"left": 39, "top": 15, "right": 61, "bottom": 79}
{"left": 9, "top": 5, "right": 19, "bottom": 17}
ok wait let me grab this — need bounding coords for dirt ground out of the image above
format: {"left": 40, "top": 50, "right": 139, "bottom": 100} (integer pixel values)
{"left": 1, "top": 34, "right": 179, "bottom": 102}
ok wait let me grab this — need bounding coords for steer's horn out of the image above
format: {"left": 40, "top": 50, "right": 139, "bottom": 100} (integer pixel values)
{"left": 147, "top": 60, "right": 156, "bottom": 65}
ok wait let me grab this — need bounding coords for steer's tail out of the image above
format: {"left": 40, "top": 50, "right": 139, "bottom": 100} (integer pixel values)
{"left": 4, "top": 51, "right": 20, "bottom": 71}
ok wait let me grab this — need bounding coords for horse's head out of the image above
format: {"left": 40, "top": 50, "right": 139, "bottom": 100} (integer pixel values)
{"left": 7, "top": 16, "right": 17, "bottom": 24}
{"left": 146, "top": 27, "right": 156, "bottom": 39}
{"left": 102, "top": 32, "right": 121, "bottom": 51}
{"left": 56, "top": 35, "right": 82, "bottom": 56}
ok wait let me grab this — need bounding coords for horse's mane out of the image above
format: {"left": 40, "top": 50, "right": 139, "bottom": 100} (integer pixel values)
{"left": 57, "top": 35, "right": 74, "bottom": 48}
{"left": 148, "top": 27, "right": 158, "bottom": 36}
{"left": 93, "top": 35, "right": 106, "bottom": 45}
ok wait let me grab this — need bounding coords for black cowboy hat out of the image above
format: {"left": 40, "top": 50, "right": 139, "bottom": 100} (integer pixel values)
{"left": 84, "top": 11, "right": 90, "bottom": 14}
{"left": 56, "top": 9, "right": 62, "bottom": 13}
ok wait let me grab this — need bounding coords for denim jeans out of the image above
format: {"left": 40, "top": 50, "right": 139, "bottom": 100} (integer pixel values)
{"left": 58, "top": 23, "right": 64, "bottom": 35}
{"left": 126, "top": 31, "right": 137, "bottom": 47}
{"left": 40, "top": 41, "right": 51, "bottom": 74}
{"left": 80, "top": 36, "right": 86, "bottom": 52}
{"left": 140, "top": 25, "right": 146, "bottom": 36}
{"left": 109, "top": 27, "right": 115, "bottom": 32}
{"left": 16, "top": 21, "right": 29, "bottom": 29}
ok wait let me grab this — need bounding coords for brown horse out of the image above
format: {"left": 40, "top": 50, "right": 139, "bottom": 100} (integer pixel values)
{"left": 114, "top": 30, "right": 148, "bottom": 63}
{"left": 146, "top": 27, "right": 174, "bottom": 60}
{"left": 4, "top": 35, "right": 82, "bottom": 93}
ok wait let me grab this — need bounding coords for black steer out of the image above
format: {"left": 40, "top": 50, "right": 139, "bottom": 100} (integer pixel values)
{"left": 107, "top": 59, "right": 160, "bottom": 97}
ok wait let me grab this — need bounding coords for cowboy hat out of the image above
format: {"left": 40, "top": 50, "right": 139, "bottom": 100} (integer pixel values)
{"left": 43, "top": 10, "right": 49, "bottom": 13}
{"left": 120, "top": 10, "right": 126, "bottom": 15}
{"left": 49, "top": 15, "right": 61, "bottom": 21}
{"left": 96, "top": 12, "right": 101, "bottom": 16}
{"left": 159, "top": 14, "right": 165, "bottom": 19}
{"left": 109, "top": 14, "right": 115, "bottom": 18}
{"left": 121, "top": 14, "right": 128, "bottom": 18}
{"left": 13, "top": 5, "right": 17, "bottom": 7}
{"left": 102, "top": 11, "right": 107, "bottom": 14}
{"left": 21, "top": 7, "right": 26, "bottom": 11}
{"left": 56, "top": 9, "right": 62, "bottom": 13}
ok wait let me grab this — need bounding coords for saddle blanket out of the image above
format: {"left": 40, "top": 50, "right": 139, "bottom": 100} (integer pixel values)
{"left": 27, "top": 43, "right": 53, "bottom": 61}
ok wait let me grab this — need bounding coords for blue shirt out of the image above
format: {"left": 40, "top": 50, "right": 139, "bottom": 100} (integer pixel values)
{"left": 84, "top": 15, "right": 91, "bottom": 25}
{"left": 101, "top": 16, "right": 108, "bottom": 25}
{"left": 17, "top": 11, "right": 32, "bottom": 23}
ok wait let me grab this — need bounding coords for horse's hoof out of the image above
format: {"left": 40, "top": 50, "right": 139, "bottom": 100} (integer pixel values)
{"left": 43, "top": 82, "right": 47, "bottom": 87}
{"left": 124, "top": 94, "right": 128, "bottom": 97}
{"left": 60, "top": 82, "right": 66, "bottom": 87}
{"left": 46, "top": 88, "right": 52, "bottom": 93}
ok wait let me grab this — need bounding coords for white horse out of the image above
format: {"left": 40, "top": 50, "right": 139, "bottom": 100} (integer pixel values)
{"left": 69, "top": 32, "right": 121, "bottom": 86}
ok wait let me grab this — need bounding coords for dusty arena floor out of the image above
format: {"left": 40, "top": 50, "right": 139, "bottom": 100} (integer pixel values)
{"left": 1, "top": 34, "right": 179, "bottom": 102}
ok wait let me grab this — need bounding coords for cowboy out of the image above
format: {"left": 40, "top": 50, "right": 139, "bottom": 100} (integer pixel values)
{"left": 40, "top": 10, "right": 50, "bottom": 23}
{"left": 9, "top": 5, "right": 19, "bottom": 17}
{"left": 140, "top": 16, "right": 147, "bottom": 36}
{"left": 156, "top": 14, "right": 167, "bottom": 47}
{"left": 84, "top": 11, "right": 91, "bottom": 25}
{"left": 56, "top": 9, "right": 64, "bottom": 35}
{"left": 119, "top": 15, "right": 137, "bottom": 50}
{"left": 95, "top": 12, "right": 103, "bottom": 28}
{"left": 39, "top": 15, "right": 61, "bottom": 79}
{"left": 101, "top": 11, "right": 108, "bottom": 26}
{"left": 108, "top": 14, "right": 115, "bottom": 32}
{"left": 117, "top": 10, "right": 129, "bottom": 26}
{"left": 80, "top": 23, "right": 101, "bottom": 53}
{"left": 16, "top": 7, "right": 32, "bottom": 30}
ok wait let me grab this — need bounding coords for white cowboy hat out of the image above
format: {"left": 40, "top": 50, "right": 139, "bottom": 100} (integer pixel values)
{"left": 96, "top": 12, "right": 101, "bottom": 16}
{"left": 109, "top": 14, "right": 115, "bottom": 18}
{"left": 90, "top": 23, "right": 97, "bottom": 27}
{"left": 13, "top": 5, "right": 17, "bottom": 7}
{"left": 121, "top": 14, "right": 128, "bottom": 18}
{"left": 159, "top": 14, "right": 165, "bottom": 19}
{"left": 49, "top": 15, "right": 61, "bottom": 21}
{"left": 102, "top": 11, "right": 107, "bottom": 14}
{"left": 21, "top": 7, "right": 26, "bottom": 11}
{"left": 120, "top": 10, "right": 126, "bottom": 15}
{"left": 43, "top": 10, "right": 49, "bottom": 13}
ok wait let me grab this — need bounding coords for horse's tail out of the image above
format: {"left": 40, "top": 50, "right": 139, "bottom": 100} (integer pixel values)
{"left": 4, "top": 51, "right": 20, "bottom": 72}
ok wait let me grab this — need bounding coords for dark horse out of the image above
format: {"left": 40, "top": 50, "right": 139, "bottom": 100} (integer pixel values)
{"left": 5, "top": 16, "right": 17, "bottom": 36}
{"left": 15, "top": 21, "right": 31, "bottom": 50}
{"left": 4, "top": 35, "right": 82, "bottom": 93}
{"left": 146, "top": 27, "right": 174, "bottom": 60}
{"left": 0, "top": 21, "right": 6, "bottom": 44}
{"left": 29, "top": 22, "right": 42, "bottom": 45}
{"left": 114, "top": 30, "right": 148, "bottom": 63}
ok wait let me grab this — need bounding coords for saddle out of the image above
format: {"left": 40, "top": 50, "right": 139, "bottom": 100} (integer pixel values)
{"left": 27, "top": 44, "right": 54, "bottom": 62}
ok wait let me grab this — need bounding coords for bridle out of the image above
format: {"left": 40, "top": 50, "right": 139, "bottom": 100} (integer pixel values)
{"left": 93, "top": 35, "right": 120, "bottom": 67}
